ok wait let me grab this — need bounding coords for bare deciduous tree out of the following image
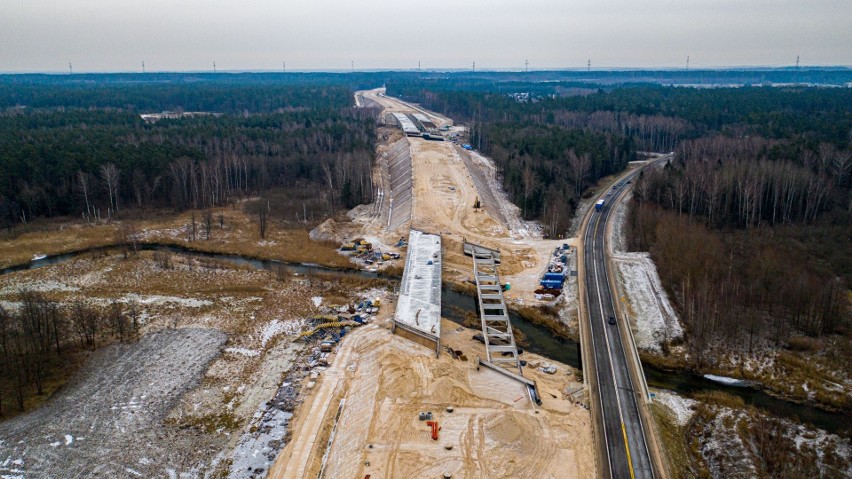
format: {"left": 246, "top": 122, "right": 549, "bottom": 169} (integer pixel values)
{"left": 99, "top": 163, "right": 120, "bottom": 215}
{"left": 203, "top": 210, "right": 213, "bottom": 240}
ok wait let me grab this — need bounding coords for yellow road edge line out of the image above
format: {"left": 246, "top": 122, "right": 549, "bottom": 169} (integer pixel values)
{"left": 623, "top": 422, "right": 636, "bottom": 479}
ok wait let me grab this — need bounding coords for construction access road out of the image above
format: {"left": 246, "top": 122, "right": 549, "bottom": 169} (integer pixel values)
{"left": 581, "top": 159, "right": 669, "bottom": 479}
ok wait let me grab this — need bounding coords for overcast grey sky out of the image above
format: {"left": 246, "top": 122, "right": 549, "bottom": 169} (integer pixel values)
{"left": 1, "top": 0, "right": 850, "bottom": 72}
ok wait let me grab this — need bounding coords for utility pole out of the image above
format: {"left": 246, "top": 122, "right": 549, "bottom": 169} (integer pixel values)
{"left": 686, "top": 56, "right": 690, "bottom": 70}
{"left": 525, "top": 59, "right": 529, "bottom": 73}
{"left": 68, "top": 62, "right": 72, "bottom": 75}
{"left": 213, "top": 61, "right": 216, "bottom": 73}
{"left": 142, "top": 61, "right": 145, "bottom": 73}
{"left": 472, "top": 60, "right": 475, "bottom": 72}
{"left": 587, "top": 59, "right": 590, "bottom": 72}
{"left": 351, "top": 60, "right": 354, "bottom": 72}
{"left": 418, "top": 61, "right": 421, "bottom": 71}
{"left": 283, "top": 61, "right": 286, "bottom": 73}
{"left": 796, "top": 55, "right": 800, "bottom": 70}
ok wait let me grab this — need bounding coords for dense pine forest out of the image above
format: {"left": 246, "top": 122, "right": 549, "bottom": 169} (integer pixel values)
{"left": 0, "top": 79, "right": 378, "bottom": 228}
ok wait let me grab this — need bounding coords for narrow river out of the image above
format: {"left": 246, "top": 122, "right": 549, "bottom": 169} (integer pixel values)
{"left": 3, "top": 244, "right": 848, "bottom": 437}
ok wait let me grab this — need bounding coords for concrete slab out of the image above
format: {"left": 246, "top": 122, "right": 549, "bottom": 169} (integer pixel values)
{"left": 391, "top": 112, "right": 421, "bottom": 136}
{"left": 394, "top": 230, "right": 442, "bottom": 340}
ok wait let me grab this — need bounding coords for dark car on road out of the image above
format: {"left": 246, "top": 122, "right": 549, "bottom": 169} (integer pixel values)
{"left": 608, "top": 316, "right": 616, "bottom": 325}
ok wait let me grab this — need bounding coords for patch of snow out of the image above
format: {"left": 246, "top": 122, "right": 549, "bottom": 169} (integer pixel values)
{"left": 227, "top": 402, "right": 293, "bottom": 478}
{"left": 0, "top": 279, "right": 79, "bottom": 295}
{"left": 699, "top": 408, "right": 759, "bottom": 477}
{"left": 608, "top": 191, "right": 683, "bottom": 353}
{"left": 64, "top": 434, "right": 73, "bottom": 446}
{"left": 72, "top": 266, "right": 112, "bottom": 288}
{"left": 653, "top": 391, "right": 696, "bottom": 426}
{"left": 614, "top": 252, "right": 683, "bottom": 352}
{"left": 311, "top": 296, "right": 323, "bottom": 308}
{"left": 118, "top": 293, "right": 212, "bottom": 308}
{"left": 259, "top": 319, "right": 306, "bottom": 347}
{"left": 225, "top": 347, "right": 260, "bottom": 358}
{"left": 703, "top": 374, "right": 749, "bottom": 387}
{"left": 0, "top": 301, "right": 21, "bottom": 312}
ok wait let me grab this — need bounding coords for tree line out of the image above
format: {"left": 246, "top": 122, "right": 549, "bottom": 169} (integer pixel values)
{"left": 0, "top": 105, "right": 377, "bottom": 227}
{"left": 389, "top": 79, "right": 851, "bottom": 147}
{"left": 627, "top": 136, "right": 849, "bottom": 364}
{"left": 633, "top": 136, "right": 849, "bottom": 228}
{"left": 0, "top": 80, "right": 355, "bottom": 113}
{"left": 0, "top": 292, "right": 139, "bottom": 415}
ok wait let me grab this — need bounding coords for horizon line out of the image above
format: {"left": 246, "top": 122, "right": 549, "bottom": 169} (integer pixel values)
{"left": 1, "top": 65, "right": 851, "bottom": 75}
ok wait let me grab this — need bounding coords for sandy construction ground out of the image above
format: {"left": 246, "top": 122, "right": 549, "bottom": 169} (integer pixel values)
{"left": 270, "top": 314, "right": 595, "bottom": 479}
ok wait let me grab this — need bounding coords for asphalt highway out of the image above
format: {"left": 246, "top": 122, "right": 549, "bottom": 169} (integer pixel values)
{"left": 584, "top": 167, "right": 656, "bottom": 479}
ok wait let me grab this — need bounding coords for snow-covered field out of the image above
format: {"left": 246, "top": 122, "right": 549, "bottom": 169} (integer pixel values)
{"left": 0, "top": 329, "right": 227, "bottom": 478}
{"left": 613, "top": 252, "right": 683, "bottom": 351}
{"left": 698, "top": 408, "right": 760, "bottom": 478}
